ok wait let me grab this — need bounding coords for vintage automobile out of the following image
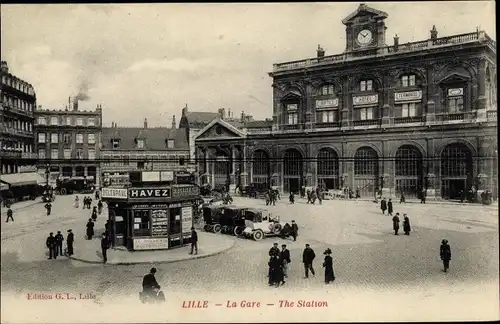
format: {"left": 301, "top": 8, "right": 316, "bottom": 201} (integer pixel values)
{"left": 202, "top": 205, "right": 246, "bottom": 235}
{"left": 241, "top": 182, "right": 269, "bottom": 198}
{"left": 241, "top": 208, "right": 288, "bottom": 241}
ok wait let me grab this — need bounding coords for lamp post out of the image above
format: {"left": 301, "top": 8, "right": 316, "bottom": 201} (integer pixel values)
{"left": 45, "top": 163, "right": 50, "bottom": 189}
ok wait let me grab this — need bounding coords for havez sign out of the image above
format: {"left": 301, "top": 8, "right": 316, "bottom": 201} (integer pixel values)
{"left": 129, "top": 188, "right": 171, "bottom": 198}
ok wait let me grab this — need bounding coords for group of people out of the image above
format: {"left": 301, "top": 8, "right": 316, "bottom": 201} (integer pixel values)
{"left": 78, "top": 196, "right": 94, "bottom": 210}
{"left": 46, "top": 229, "right": 74, "bottom": 259}
{"left": 267, "top": 242, "right": 336, "bottom": 287}
{"left": 265, "top": 189, "right": 280, "bottom": 206}
{"left": 380, "top": 197, "right": 412, "bottom": 235}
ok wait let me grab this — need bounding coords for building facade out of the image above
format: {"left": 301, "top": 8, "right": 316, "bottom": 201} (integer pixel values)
{"left": 100, "top": 118, "right": 190, "bottom": 187}
{"left": 195, "top": 4, "right": 497, "bottom": 200}
{"left": 0, "top": 61, "right": 38, "bottom": 175}
{"left": 34, "top": 100, "right": 103, "bottom": 187}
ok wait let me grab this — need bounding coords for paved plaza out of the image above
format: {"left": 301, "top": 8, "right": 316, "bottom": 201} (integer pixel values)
{"left": 1, "top": 195, "right": 498, "bottom": 322}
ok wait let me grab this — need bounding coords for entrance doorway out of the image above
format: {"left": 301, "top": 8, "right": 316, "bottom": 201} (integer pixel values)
{"left": 285, "top": 178, "right": 300, "bottom": 193}
{"left": 283, "top": 148, "right": 303, "bottom": 193}
{"left": 442, "top": 179, "right": 466, "bottom": 200}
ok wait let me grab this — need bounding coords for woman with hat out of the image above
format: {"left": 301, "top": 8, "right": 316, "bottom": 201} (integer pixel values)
{"left": 440, "top": 239, "right": 452, "bottom": 272}
{"left": 323, "top": 248, "right": 335, "bottom": 284}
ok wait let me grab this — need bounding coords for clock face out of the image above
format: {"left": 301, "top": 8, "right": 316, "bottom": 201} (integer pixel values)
{"left": 357, "top": 29, "right": 373, "bottom": 45}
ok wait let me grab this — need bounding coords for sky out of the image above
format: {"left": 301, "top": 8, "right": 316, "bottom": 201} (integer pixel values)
{"left": 1, "top": 2, "right": 495, "bottom": 127}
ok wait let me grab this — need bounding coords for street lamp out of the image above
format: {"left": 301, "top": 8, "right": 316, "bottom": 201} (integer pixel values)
{"left": 45, "top": 163, "right": 50, "bottom": 189}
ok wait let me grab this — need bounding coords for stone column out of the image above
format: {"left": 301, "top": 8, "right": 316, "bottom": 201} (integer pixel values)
{"left": 425, "top": 64, "right": 437, "bottom": 124}
{"left": 240, "top": 144, "right": 248, "bottom": 188}
{"left": 382, "top": 142, "right": 394, "bottom": 198}
{"left": 426, "top": 138, "right": 439, "bottom": 200}
{"left": 341, "top": 76, "right": 351, "bottom": 128}
{"left": 229, "top": 145, "right": 236, "bottom": 191}
{"left": 305, "top": 81, "right": 314, "bottom": 130}
{"left": 381, "top": 72, "right": 392, "bottom": 127}
{"left": 476, "top": 59, "right": 487, "bottom": 120}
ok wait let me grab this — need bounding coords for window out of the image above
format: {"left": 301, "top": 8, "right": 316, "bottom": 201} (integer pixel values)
{"left": 134, "top": 210, "right": 151, "bottom": 236}
{"left": 51, "top": 133, "right": 58, "bottom": 143}
{"left": 395, "top": 102, "right": 420, "bottom": 118}
{"left": 87, "top": 118, "right": 95, "bottom": 126}
{"left": 321, "top": 110, "right": 335, "bottom": 123}
{"left": 38, "top": 149, "right": 46, "bottom": 159}
{"left": 401, "top": 75, "right": 416, "bottom": 87}
{"left": 76, "top": 149, "right": 83, "bottom": 159}
{"left": 76, "top": 134, "right": 84, "bottom": 144}
{"left": 38, "top": 117, "right": 46, "bottom": 125}
{"left": 137, "top": 139, "right": 144, "bottom": 148}
{"left": 360, "top": 80, "right": 373, "bottom": 92}
{"left": 88, "top": 149, "right": 96, "bottom": 160}
{"left": 66, "top": 117, "right": 72, "bottom": 126}
{"left": 137, "top": 161, "right": 145, "bottom": 169}
{"left": 179, "top": 156, "right": 185, "bottom": 166}
{"left": 448, "top": 97, "right": 464, "bottom": 113}
{"left": 38, "top": 133, "right": 46, "bottom": 143}
{"left": 88, "top": 133, "right": 95, "bottom": 144}
{"left": 63, "top": 133, "right": 72, "bottom": 144}
{"left": 167, "top": 139, "right": 175, "bottom": 148}
{"left": 64, "top": 149, "right": 71, "bottom": 159}
{"left": 51, "top": 149, "right": 59, "bottom": 160}
{"left": 112, "top": 139, "right": 120, "bottom": 149}
{"left": 358, "top": 107, "right": 373, "bottom": 120}
{"left": 288, "top": 113, "right": 298, "bottom": 125}
{"left": 321, "top": 84, "right": 335, "bottom": 96}
{"left": 50, "top": 116, "right": 58, "bottom": 125}
{"left": 76, "top": 118, "right": 84, "bottom": 126}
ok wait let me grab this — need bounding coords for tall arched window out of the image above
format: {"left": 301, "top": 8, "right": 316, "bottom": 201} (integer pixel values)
{"left": 214, "top": 151, "right": 230, "bottom": 188}
{"left": 317, "top": 148, "right": 339, "bottom": 189}
{"left": 252, "top": 150, "right": 270, "bottom": 185}
{"left": 395, "top": 145, "right": 423, "bottom": 198}
{"left": 283, "top": 149, "right": 303, "bottom": 193}
{"left": 440, "top": 143, "right": 473, "bottom": 199}
{"left": 353, "top": 147, "right": 379, "bottom": 197}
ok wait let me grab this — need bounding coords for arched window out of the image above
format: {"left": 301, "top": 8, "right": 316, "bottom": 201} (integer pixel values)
{"left": 441, "top": 143, "right": 473, "bottom": 178}
{"left": 317, "top": 148, "right": 339, "bottom": 189}
{"left": 359, "top": 79, "right": 374, "bottom": 92}
{"left": 214, "top": 151, "right": 230, "bottom": 187}
{"left": 283, "top": 149, "right": 303, "bottom": 193}
{"left": 354, "top": 147, "right": 378, "bottom": 175}
{"left": 252, "top": 150, "right": 270, "bottom": 184}
{"left": 400, "top": 74, "right": 416, "bottom": 87}
{"left": 395, "top": 145, "right": 422, "bottom": 177}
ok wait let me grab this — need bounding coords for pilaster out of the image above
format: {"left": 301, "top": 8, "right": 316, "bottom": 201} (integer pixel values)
{"left": 425, "top": 64, "right": 437, "bottom": 124}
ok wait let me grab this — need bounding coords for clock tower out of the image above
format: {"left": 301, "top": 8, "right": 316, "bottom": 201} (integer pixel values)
{"left": 342, "top": 3, "right": 388, "bottom": 53}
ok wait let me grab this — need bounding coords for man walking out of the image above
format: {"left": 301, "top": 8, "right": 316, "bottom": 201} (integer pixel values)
{"left": 392, "top": 213, "right": 401, "bottom": 235}
{"left": 46, "top": 232, "right": 57, "bottom": 260}
{"left": 440, "top": 239, "right": 452, "bottom": 272}
{"left": 101, "top": 233, "right": 109, "bottom": 263}
{"left": 387, "top": 198, "right": 393, "bottom": 216}
{"left": 66, "top": 229, "right": 74, "bottom": 256}
{"left": 189, "top": 227, "right": 198, "bottom": 255}
{"left": 302, "top": 244, "right": 316, "bottom": 279}
{"left": 279, "top": 244, "right": 291, "bottom": 278}
{"left": 5, "top": 207, "right": 14, "bottom": 222}
{"left": 55, "top": 231, "right": 64, "bottom": 257}
{"left": 45, "top": 202, "right": 52, "bottom": 216}
{"left": 291, "top": 220, "right": 298, "bottom": 242}
{"left": 380, "top": 198, "right": 387, "bottom": 215}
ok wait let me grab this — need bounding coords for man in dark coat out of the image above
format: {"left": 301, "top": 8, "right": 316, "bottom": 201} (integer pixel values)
{"left": 403, "top": 214, "right": 411, "bottom": 235}
{"left": 279, "top": 244, "right": 291, "bottom": 278}
{"left": 101, "top": 233, "right": 109, "bottom": 263}
{"left": 268, "top": 243, "right": 280, "bottom": 283}
{"left": 291, "top": 220, "right": 298, "bottom": 242}
{"left": 302, "top": 244, "right": 316, "bottom": 278}
{"left": 45, "top": 202, "right": 52, "bottom": 216}
{"left": 55, "top": 231, "right": 64, "bottom": 257}
{"left": 46, "top": 232, "right": 57, "bottom": 260}
{"left": 387, "top": 199, "right": 393, "bottom": 216}
{"left": 392, "top": 213, "right": 401, "bottom": 235}
{"left": 268, "top": 255, "right": 284, "bottom": 287}
{"left": 440, "top": 239, "right": 452, "bottom": 272}
{"left": 86, "top": 218, "right": 94, "bottom": 240}
{"left": 91, "top": 206, "right": 98, "bottom": 221}
{"left": 420, "top": 189, "right": 426, "bottom": 204}
{"left": 189, "top": 227, "right": 198, "bottom": 255}
{"left": 66, "top": 229, "right": 74, "bottom": 256}
{"left": 6, "top": 208, "right": 14, "bottom": 222}
{"left": 355, "top": 188, "right": 360, "bottom": 199}
{"left": 323, "top": 248, "right": 335, "bottom": 284}
{"left": 289, "top": 192, "right": 295, "bottom": 204}
{"left": 95, "top": 190, "right": 100, "bottom": 200}
{"left": 142, "top": 268, "right": 160, "bottom": 298}
{"left": 400, "top": 193, "right": 406, "bottom": 204}
{"left": 380, "top": 198, "right": 387, "bottom": 215}
{"left": 97, "top": 200, "right": 103, "bottom": 214}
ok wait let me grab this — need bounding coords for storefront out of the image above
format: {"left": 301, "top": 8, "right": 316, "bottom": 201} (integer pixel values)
{"left": 101, "top": 184, "right": 200, "bottom": 251}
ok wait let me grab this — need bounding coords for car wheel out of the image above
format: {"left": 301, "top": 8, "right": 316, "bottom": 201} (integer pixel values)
{"left": 272, "top": 224, "right": 282, "bottom": 235}
{"left": 213, "top": 224, "right": 222, "bottom": 233}
{"left": 234, "top": 226, "right": 243, "bottom": 236}
{"left": 203, "top": 224, "right": 210, "bottom": 232}
{"left": 61, "top": 188, "right": 67, "bottom": 195}
{"left": 253, "top": 229, "right": 264, "bottom": 241}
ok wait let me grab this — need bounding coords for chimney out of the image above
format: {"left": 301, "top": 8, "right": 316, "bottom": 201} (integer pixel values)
{"left": 182, "top": 104, "right": 188, "bottom": 116}
{"left": 218, "top": 108, "right": 226, "bottom": 119}
{"left": 72, "top": 98, "right": 78, "bottom": 111}
{"left": 317, "top": 45, "right": 325, "bottom": 58}
{"left": 430, "top": 25, "right": 438, "bottom": 41}
{"left": 144, "top": 118, "right": 148, "bottom": 129}
{"left": 240, "top": 111, "right": 245, "bottom": 122}
{"left": 0, "top": 61, "right": 9, "bottom": 73}
{"left": 172, "top": 115, "right": 176, "bottom": 129}
{"left": 228, "top": 108, "right": 232, "bottom": 120}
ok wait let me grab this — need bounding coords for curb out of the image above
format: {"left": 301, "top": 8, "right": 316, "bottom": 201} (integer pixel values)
{"left": 68, "top": 237, "right": 236, "bottom": 265}
{"left": 341, "top": 198, "right": 497, "bottom": 207}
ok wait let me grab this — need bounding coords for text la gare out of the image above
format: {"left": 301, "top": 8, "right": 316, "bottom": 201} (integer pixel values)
{"left": 182, "top": 300, "right": 261, "bottom": 308}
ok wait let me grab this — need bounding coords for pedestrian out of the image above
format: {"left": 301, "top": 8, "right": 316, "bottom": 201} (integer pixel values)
{"left": 97, "top": 200, "right": 103, "bottom": 215}
{"left": 380, "top": 198, "right": 387, "bottom": 215}
{"left": 323, "top": 248, "right": 335, "bottom": 284}
{"left": 317, "top": 189, "right": 323, "bottom": 205}
{"left": 82, "top": 197, "right": 86, "bottom": 209}
{"left": 355, "top": 188, "right": 360, "bottom": 199}
{"left": 268, "top": 243, "right": 280, "bottom": 282}
{"left": 101, "top": 233, "right": 109, "bottom": 263}
{"left": 306, "top": 190, "right": 312, "bottom": 204}
{"left": 403, "top": 214, "right": 411, "bottom": 235}
{"left": 46, "top": 232, "right": 57, "bottom": 260}
{"left": 95, "top": 190, "right": 100, "bottom": 200}
{"left": 268, "top": 255, "right": 284, "bottom": 287}
{"left": 400, "top": 193, "right": 406, "bottom": 204}
{"left": 392, "top": 213, "right": 400, "bottom": 235}
{"left": 265, "top": 192, "right": 270, "bottom": 206}
{"left": 279, "top": 244, "right": 291, "bottom": 278}
{"left": 66, "top": 229, "right": 74, "bottom": 256}
{"left": 91, "top": 206, "right": 98, "bottom": 221}
{"left": 387, "top": 198, "right": 393, "bottom": 216}
{"left": 86, "top": 218, "right": 95, "bottom": 240}
{"left": 189, "top": 227, "right": 198, "bottom": 255}
{"left": 5, "top": 207, "right": 14, "bottom": 222}
{"left": 302, "top": 244, "right": 316, "bottom": 279}
{"left": 74, "top": 196, "right": 79, "bottom": 208}
{"left": 55, "top": 231, "right": 64, "bottom": 256}
{"left": 440, "top": 239, "right": 451, "bottom": 272}
{"left": 291, "top": 220, "right": 298, "bottom": 242}
{"left": 104, "top": 220, "right": 111, "bottom": 238}
{"left": 420, "top": 189, "right": 426, "bottom": 204}
{"left": 88, "top": 197, "right": 93, "bottom": 209}
{"left": 45, "top": 202, "right": 52, "bottom": 216}
{"left": 289, "top": 192, "right": 295, "bottom": 204}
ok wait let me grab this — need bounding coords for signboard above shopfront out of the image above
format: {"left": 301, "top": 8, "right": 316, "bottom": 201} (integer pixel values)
{"left": 172, "top": 186, "right": 200, "bottom": 198}
{"left": 353, "top": 94, "right": 378, "bottom": 106}
{"left": 102, "top": 188, "right": 128, "bottom": 199}
{"left": 160, "top": 171, "right": 174, "bottom": 182}
{"left": 142, "top": 171, "right": 160, "bottom": 182}
{"left": 129, "top": 188, "right": 171, "bottom": 199}
{"left": 394, "top": 90, "right": 422, "bottom": 102}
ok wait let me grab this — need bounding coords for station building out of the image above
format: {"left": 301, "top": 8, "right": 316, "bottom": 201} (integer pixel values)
{"left": 194, "top": 4, "right": 497, "bottom": 200}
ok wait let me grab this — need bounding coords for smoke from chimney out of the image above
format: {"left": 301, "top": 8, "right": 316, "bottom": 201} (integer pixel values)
{"left": 74, "top": 80, "right": 91, "bottom": 102}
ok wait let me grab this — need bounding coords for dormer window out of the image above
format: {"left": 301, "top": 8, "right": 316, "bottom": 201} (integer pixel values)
{"left": 321, "top": 85, "right": 335, "bottom": 96}
{"left": 137, "top": 139, "right": 144, "bottom": 149}
{"left": 112, "top": 139, "right": 120, "bottom": 149}
{"left": 286, "top": 104, "right": 298, "bottom": 125}
{"left": 360, "top": 80, "right": 373, "bottom": 92}
{"left": 166, "top": 139, "right": 175, "bottom": 148}
{"left": 447, "top": 88, "right": 464, "bottom": 113}
{"left": 401, "top": 75, "right": 416, "bottom": 87}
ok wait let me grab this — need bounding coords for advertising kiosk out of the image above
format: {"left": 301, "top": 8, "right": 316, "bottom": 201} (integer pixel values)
{"left": 101, "top": 184, "right": 200, "bottom": 251}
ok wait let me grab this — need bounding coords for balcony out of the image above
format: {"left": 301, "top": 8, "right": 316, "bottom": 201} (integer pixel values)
{"left": 281, "top": 124, "right": 302, "bottom": 131}
{"left": 273, "top": 31, "right": 494, "bottom": 73}
{"left": 21, "top": 152, "right": 39, "bottom": 159}
{"left": 0, "top": 126, "right": 34, "bottom": 137}
{"left": 0, "top": 149, "right": 22, "bottom": 159}
{"left": 435, "top": 111, "right": 476, "bottom": 123}
{"left": 394, "top": 116, "right": 426, "bottom": 125}
{"left": 352, "top": 119, "right": 380, "bottom": 127}
{"left": 1, "top": 103, "right": 34, "bottom": 118}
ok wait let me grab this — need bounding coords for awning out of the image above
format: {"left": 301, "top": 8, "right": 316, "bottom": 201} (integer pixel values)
{"left": 0, "top": 172, "right": 46, "bottom": 187}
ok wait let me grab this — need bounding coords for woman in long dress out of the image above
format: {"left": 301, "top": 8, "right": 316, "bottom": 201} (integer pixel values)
{"left": 403, "top": 214, "right": 411, "bottom": 235}
{"left": 323, "top": 248, "right": 335, "bottom": 284}
{"left": 74, "top": 196, "right": 79, "bottom": 208}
